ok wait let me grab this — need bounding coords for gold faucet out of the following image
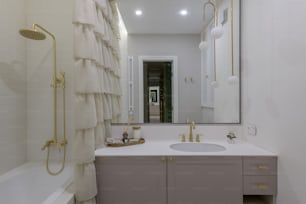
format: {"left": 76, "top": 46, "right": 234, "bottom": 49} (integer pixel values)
{"left": 41, "top": 139, "right": 67, "bottom": 151}
{"left": 188, "top": 121, "right": 196, "bottom": 142}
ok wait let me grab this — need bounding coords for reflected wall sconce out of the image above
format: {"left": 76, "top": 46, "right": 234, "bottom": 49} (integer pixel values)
{"left": 211, "top": 0, "right": 223, "bottom": 39}
{"left": 199, "top": 0, "right": 215, "bottom": 51}
{"left": 228, "top": 0, "right": 239, "bottom": 84}
{"left": 199, "top": 0, "right": 219, "bottom": 88}
{"left": 19, "top": 24, "right": 67, "bottom": 175}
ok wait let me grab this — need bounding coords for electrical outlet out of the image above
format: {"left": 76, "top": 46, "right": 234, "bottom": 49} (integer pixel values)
{"left": 247, "top": 124, "right": 257, "bottom": 136}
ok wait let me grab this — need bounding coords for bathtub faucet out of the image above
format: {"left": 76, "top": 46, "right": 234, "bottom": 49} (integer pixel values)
{"left": 41, "top": 139, "right": 67, "bottom": 151}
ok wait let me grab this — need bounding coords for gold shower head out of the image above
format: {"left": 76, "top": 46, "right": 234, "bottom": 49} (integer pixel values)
{"left": 19, "top": 27, "right": 46, "bottom": 40}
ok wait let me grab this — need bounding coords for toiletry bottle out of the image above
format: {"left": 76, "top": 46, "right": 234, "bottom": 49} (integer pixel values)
{"left": 132, "top": 126, "right": 141, "bottom": 139}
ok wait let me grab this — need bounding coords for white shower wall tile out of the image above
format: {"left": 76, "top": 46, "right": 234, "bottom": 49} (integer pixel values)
{"left": 26, "top": 0, "right": 74, "bottom": 162}
{"left": 0, "top": 0, "right": 27, "bottom": 175}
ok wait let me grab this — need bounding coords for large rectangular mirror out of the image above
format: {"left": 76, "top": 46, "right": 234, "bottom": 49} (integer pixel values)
{"left": 116, "top": 0, "right": 240, "bottom": 124}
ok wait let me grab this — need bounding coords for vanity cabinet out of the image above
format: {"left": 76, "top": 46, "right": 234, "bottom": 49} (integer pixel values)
{"left": 96, "top": 156, "right": 277, "bottom": 204}
{"left": 96, "top": 156, "right": 243, "bottom": 204}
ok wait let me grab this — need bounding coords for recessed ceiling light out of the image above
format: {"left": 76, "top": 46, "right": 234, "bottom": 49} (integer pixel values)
{"left": 135, "top": 10, "right": 142, "bottom": 16}
{"left": 179, "top": 9, "right": 188, "bottom": 16}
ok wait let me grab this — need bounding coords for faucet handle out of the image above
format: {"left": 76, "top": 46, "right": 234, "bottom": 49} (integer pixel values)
{"left": 196, "top": 134, "right": 203, "bottom": 142}
{"left": 186, "top": 118, "right": 190, "bottom": 124}
{"left": 180, "top": 134, "right": 186, "bottom": 142}
{"left": 192, "top": 121, "right": 195, "bottom": 127}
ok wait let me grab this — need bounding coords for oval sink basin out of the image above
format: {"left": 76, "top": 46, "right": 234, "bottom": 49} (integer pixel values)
{"left": 170, "top": 143, "right": 226, "bottom": 152}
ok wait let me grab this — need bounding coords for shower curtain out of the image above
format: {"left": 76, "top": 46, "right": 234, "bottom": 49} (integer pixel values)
{"left": 73, "top": 0, "right": 121, "bottom": 203}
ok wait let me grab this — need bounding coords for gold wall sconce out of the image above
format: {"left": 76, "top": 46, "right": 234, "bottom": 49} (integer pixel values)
{"left": 199, "top": 0, "right": 216, "bottom": 51}
{"left": 228, "top": 0, "right": 239, "bottom": 84}
{"left": 199, "top": 0, "right": 219, "bottom": 88}
{"left": 211, "top": 0, "right": 223, "bottom": 39}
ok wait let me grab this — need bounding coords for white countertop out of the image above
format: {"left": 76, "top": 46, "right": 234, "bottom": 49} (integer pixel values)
{"left": 95, "top": 139, "right": 277, "bottom": 157}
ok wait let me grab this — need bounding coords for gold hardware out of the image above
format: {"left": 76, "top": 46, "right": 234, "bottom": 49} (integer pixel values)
{"left": 168, "top": 157, "right": 174, "bottom": 164}
{"left": 20, "top": 24, "right": 67, "bottom": 176}
{"left": 257, "top": 184, "right": 267, "bottom": 190}
{"left": 188, "top": 121, "right": 196, "bottom": 142}
{"left": 161, "top": 157, "right": 166, "bottom": 164}
{"left": 258, "top": 165, "right": 268, "bottom": 170}
{"left": 41, "top": 140, "right": 54, "bottom": 151}
{"left": 196, "top": 134, "right": 202, "bottom": 143}
{"left": 180, "top": 134, "right": 186, "bottom": 142}
{"left": 230, "top": 0, "right": 237, "bottom": 78}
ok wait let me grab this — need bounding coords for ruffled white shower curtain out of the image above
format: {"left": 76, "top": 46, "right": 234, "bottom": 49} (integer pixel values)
{"left": 73, "top": 0, "right": 121, "bottom": 203}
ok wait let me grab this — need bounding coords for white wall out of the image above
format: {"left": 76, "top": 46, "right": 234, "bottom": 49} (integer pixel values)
{"left": 127, "top": 34, "right": 202, "bottom": 123}
{"left": 0, "top": 0, "right": 27, "bottom": 175}
{"left": 242, "top": 0, "right": 306, "bottom": 203}
{"left": 118, "top": 12, "right": 129, "bottom": 123}
{"left": 26, "top": 0, "right": 74, "bottom": 161}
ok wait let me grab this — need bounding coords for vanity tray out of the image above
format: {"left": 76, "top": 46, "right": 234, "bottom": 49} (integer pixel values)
{"left": 107, "top": 138, "right": 145, "bottom": 147}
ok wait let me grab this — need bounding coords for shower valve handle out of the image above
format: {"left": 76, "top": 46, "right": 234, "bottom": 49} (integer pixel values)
{"left": 41, "top": 140, "right": 54, "bottom": 151}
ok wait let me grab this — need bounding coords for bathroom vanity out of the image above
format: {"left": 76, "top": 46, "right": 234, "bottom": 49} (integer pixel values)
{"left": 95, "top": 141, "right": 277, "bottom": 204}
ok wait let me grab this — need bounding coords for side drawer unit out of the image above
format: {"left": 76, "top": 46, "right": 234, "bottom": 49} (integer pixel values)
{"left": 243, "top": 157, "right": 277, "bottom": 196}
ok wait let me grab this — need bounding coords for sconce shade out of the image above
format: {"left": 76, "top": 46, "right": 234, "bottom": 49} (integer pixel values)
{"left": 199, "top": 41, "right": 208, "bottom": 50}
{"left": 211, "top": 26, "right": 223, "bottom": 39}
{"left": 228, "top": 75, "right": 239, "bottom": 84}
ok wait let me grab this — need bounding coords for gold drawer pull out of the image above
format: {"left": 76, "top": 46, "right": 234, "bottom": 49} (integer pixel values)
{"left": 161, "top": 157, "right": 166, "bottom": 164}
{"left": 257, "top": 184, "right": 268, "bottom": 190}
{"left": 258, "top": 165, "right": 267, "bottom": 170}
{"left": 168, "top": 157, "right": 174, "bottom": 164}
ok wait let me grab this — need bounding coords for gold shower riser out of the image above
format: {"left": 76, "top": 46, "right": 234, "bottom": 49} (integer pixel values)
{"left": 19, "top": 24, "right": 67, "bottom": 176}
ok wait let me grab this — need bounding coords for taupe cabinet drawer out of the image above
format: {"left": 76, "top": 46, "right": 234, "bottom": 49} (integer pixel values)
{"left": 243, "top": 157, "right": 277, "bottom": 175}
{"left": 243, "top": 156, "right": 277, "bottom": 196}
{"left": 244, "top": 176, "right": 277, "bottom": 195}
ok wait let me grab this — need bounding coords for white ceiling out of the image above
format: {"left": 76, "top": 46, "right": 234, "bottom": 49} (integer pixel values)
{"left": 116, "top": 0, "right": 214, "bottom": 34}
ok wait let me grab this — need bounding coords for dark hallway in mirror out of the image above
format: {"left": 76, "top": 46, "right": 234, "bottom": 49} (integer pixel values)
{"left": 143, "top": 62, "right": 172, "bottom": 123}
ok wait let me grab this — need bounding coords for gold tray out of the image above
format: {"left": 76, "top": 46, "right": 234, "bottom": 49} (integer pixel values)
{"left": 107, "top": 138, "right": 145, "bottom": 147}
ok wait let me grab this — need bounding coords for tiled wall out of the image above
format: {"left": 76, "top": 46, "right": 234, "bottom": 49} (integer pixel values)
{"left": 0, "top": 0, "right": 27, "bottom": 175}
{"left": 0, "top": 0, "right": 75, "bottom": 174}
{"left": 26, "top": 0, "right": 74, "bottom": 161}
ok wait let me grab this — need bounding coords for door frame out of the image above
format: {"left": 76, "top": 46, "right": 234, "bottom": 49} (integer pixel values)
{"left": 138, "top": 56, "right": 178, "bottom": 123}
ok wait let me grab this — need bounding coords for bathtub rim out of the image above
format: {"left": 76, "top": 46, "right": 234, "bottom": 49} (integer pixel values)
{"left": 0, "top": 162, "right": 74, "bottom": 204}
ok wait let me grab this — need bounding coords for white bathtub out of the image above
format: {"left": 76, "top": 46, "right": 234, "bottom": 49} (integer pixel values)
{"left": 0, "top": 162, "right": 74, "bottom": 204}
